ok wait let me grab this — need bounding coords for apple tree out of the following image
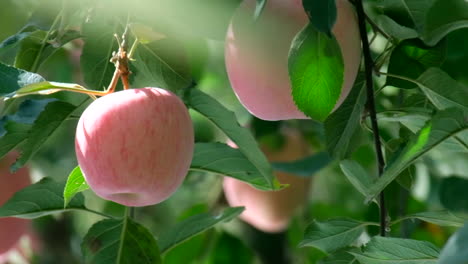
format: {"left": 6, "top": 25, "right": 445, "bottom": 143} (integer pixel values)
{"left": 0, "top": 0, "right": 467, "bottom": 263}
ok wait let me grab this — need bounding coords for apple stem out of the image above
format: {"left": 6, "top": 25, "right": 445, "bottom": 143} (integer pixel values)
{"left": 354, "top": 0, "right": 388, "bottom": 237}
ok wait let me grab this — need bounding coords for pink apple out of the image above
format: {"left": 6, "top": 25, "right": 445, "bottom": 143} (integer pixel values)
{"left": 225, "top": 0, "right": 361, "bottom": 120}
{"left": 223, "top": 130, "right": 312, "bottom": 233}
{"left": 75, "top": 88, "right": 194, "bottom": 207}
{"left": 0, "top": 152, "right": 30, "bottom": 254}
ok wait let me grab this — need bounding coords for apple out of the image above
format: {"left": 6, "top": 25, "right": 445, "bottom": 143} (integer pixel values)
{"left": 0, "top": 231, "right": 41, "bottom": 264}
{"left": 225, "top": 0, "right": 361, "bottom": 120}
{"left": 0, "top": 152, "right": 30, "bottom": 255}
{"left": 75, "top": 88, "right": 194, "bottom": 207}
{"left": 223, "top": 130, "right": 312, "bottom": 233}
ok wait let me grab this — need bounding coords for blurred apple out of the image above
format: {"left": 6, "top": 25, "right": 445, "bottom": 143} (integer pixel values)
{"left": 223, "top": 129, "right": 312, "bottom": 233}
{"left": 75, "top": 88, "right": 194, "bottom": 207}
{"left": 225, "top": 0, "right": 361, "bottom": 120}
{"left": 0, "top": 152, "right": 31, "bottom": 255}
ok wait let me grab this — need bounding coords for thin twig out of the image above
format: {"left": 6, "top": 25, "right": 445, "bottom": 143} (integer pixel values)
{"left": 355, "top": 0, "right": 388, "bottom": 237}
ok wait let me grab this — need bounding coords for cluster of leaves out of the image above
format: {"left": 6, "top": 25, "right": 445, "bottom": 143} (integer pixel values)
{"left": 0, "top": 0, "right": 467, "bottom": 263}
{"left": 288, "top": 0, "right": 468, "bottom": 263}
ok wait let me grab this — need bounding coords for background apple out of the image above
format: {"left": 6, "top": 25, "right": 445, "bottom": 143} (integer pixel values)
{"left": 75, "top": 88, "right": 194, "bottom": 207}
{"left": 223, "top": 129, "right": 312, "bottom": 233}
{"left": 0, "top": 152, "right": 31, "bottom": 255}
{"left": 225, "top": 0, "right": 361, "bottom": 120}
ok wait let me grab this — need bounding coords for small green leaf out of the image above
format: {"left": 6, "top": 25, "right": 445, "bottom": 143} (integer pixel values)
{"left": 158, "top": 207, "right": 244, "bottom": 254}
{"left": 129, "top": 23, "right": 166, "bottom": 44}
{"left": 0, "top": 62, "right": 45, "bottom": 97}
{"left": 299, "top": 218, "right": 371, "bottom": 253}
{"left": 289, "top": 23, "right": 344, "bottom": 121}
{"left": 14, "top": 81, "right": 89, "bottom": 98}
{"left": 386, "top": 39, "right": 446, "bottom": 89}
{"left": 340, "top": 160, "right": 375, "bottom": 199}
{"left": 82, "top": 217, "right": 162, "bottom": 264}
{"left": 187, "top": 89, "right": 277, "bottom": 190}
{"left": 12, "top": 101, "right": 82, "bottom": 171}
{"left": 272, "top": 152, "right": 331, "bottom": 177}
{"left": 190, "top": 143, "right": 271, "bottom": 190}
{"left": 302, "top": 0, "right": 337, "bottom": 36}
{"left": 416, "top": 68, "right": 468, "bottom": 110}
{"left": 132, "top": 39, "right": 191, "bottom": 92}
{"left": 423, "top": 0, "right": 468, "bottom": 46}
{"left": 80, "top": 12, "right": 118, "bottom": 90}
{"left": 63, "top": 166, "right": 89, "bottom": 208}
{"left": 366, "top": 108, "right": 468, "bottom": 202}
{"left": 351, "top": 236, "right": 439, "bottom": 264}
{"left": 402, "top": 211, "right": 466, "bottom": 227}
{"left": 254, "top": 0, "right": 267, "bottom": 20}
{"left": 439, "top": 177, "right": 468, "bottom": 213}
{"left": 0, "top": 178, "right": 86, "bottom": 219}
{"left": 324, "top": 73, "right": 366, "bottom": 159}
{"left": 439, "top": 223, "right": 468, "bottom": 264}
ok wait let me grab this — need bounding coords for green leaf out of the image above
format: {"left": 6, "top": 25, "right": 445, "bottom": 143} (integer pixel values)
{"left": 12, "top": 101, "right": 81, "bottom": 171}
{"left": 158, "top": 207, "right": 244, "bottom": 254}
{"left": 187, "top": 89, "right": 277, "bottom": 190}
{"left": 401, "top": 211, "right": 466, "bottom": 227}
{"left": 204, "top": 232, "right": 255, "bottom": 264}
{"left": 324, "top": 74, "right": 366, "bottom": 159}
{"left": 0, "top": 29, "right": 35, "bottom": 50}
{"left": 366, "top": 108, "right": 468, "bottom": 202}
{"left": 0, "top": 99, "right": 52, "bottom": 125}
{"left": 129, "top": 23, "right": 166, "bottom": 44}
{"left": 0, "top": 62, "right": 45, "bottom": 97}
{"left": 375, "top": 14, "right": 419, "bottom": 40}
{"left": 319, "top": 248, "right": 359, "bottom": 264}
{"left": 340, "top": 160, "right": 375, "bottom": 199}
{"left": 254, "top": 0, "right": 267, "bottom": 20}
{"left": 13, "top": 30, "right": 46, "bottom": 71}
{"left": 423, "top": 0, "right": 468, "bottom": 46}
{"left": 377, "top": 110, "right": 430, "bottom": 133}
{"left": 439, "top": 177, "right": 468, "bottom": 213}
{"left": 12, "top": 81, "right": 89, "bottom": 98}
{"left": 386, "top": 39, "right": 446, "bottom": 89}
{"left": 82, "top": 217, "right": 162, "bottom": 264}
{"left": 271, "top": 152, "right": 331, "bottom": 177}
{"left": 80, "top": 13, "right": 118, "bottom": 90}
{"left": 0, "top": 178, "right": 86, "bottom": 219}
{"left": 302, "top": 0, "right": 337, "bottom": 36}
{"left": 132, "top": 39, "right": 191, "bottom": 92}
{"left": 63, "top": 166, "right": 89, "bottom": 208}
{"left": 0, "top": 122, "right": 31, "bottom": 160}
{"left": 416, "top": 68, "right": 468, "bottom": 110}
{"left": 439, "top": 223, "right": 468, "bottom": 264}
{"left": 289, "top": 23, "right": 344, "bottom": 121}
{"left": 375, "top": 0, "right": 435, "bottom": 33}
{"left": 299, "top": 218, "right": 370, "bottom": 253}
{"left": 13, "top": 29, "right": 81, "bottom": 72}
{"left": 352, "top": 236, "right": 439, "bottom": 264}
{"left": 190, "top": 143, "right": 270, "bottom": 190}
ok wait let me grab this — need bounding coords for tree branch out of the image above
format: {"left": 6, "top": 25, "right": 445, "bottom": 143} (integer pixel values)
{"left": 354, "top": 0, "right": 388, "bottom": 237}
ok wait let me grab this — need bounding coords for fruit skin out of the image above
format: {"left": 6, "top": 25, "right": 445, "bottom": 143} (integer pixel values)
{"left": 75, "top": 88, "right": 194, "bottom": 207}
{"left": 225, "top": 0, "right": 361, "bottom": 121}
{"left": 0, "top": 152, "right": 30, "bottom": 254}
{"left": 223, "top": 130, "right": 311, "bottom": 233}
